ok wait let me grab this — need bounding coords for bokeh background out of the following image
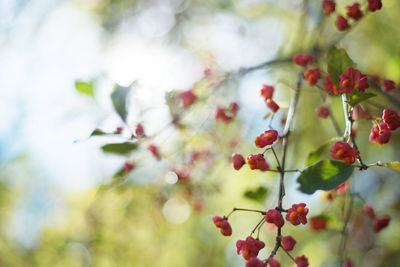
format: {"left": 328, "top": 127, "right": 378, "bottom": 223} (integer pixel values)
{"left": 1, "top": 0, "right": 400, "bottom": 266}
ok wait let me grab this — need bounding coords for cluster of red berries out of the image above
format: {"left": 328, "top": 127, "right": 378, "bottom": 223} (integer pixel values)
{"left": 369, "top": 109, "right": 400, "bottom": 145}
{"left": 324, "top": 67, "right": 370, "bottom": 95}
{"left": 215, "top": 102, "right": 239, "bottom": 123}
{"left": 231, "top": 129, "right": 279, "bottom": 171}
{"left": 363, "top": 204, "right": 391, "bottom": 233}
{"left": 322, "top": 0, "right": 382, "bottom": 31}
{"left": 213, "top": 204, "right": 310, "bottom": 266}
{"left": 330, "top": 141, "right": 359, "bottom": 164}
{"left": 261, "top": 85, "right": 280, "bottom": 113}
{"left": 292, "top": 53, "right": 321, "bottom": 87}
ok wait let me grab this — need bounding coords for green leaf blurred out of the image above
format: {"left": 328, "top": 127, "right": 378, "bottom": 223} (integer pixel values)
{"left": 347, "top": 91, "right": 376, "bottom": 106}
{"left": 111, "top": 84, "right": 131, "bottom": 122}
{"left": 75, "top": 80, "right": 94, "bottom": 96}
{"left": 297, "top": 160, "right": 354, "bottom": 194}
{"left": 90, "top": 129, "right": 107, "bottom": 136}
{"left": 243, "top": 186, "right": 268, "bottom": 203}
{"left": 382, "top": 161, "right": 400, "bottom": 172}
{"left": 327, "top": 47, "right": 356, "bottom": 86}
{"left": 101, "top": 142, "right": 137, "bottom": 155}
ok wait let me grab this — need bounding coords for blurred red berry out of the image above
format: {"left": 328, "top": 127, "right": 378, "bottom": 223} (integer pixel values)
{"left": 383, "top": 109, "right": 400, "bottom": 130}
{"left": 364, "top": 204, "right": 376, "bottom": 219}
{"left": 286, "top": 203, "right": 309, "bottom": 226}
{"left": 373, "top": 215, "right": 390, "bottom": 233}
{"left": 369, "top": 122, "right": 391, "bottom": 145}
{"left": 148, "top": 144, "right": 161, "bottom": 161}
{"left": 309, "top": 216, "right": 328, "bottom": 231}
{"left": 315, "top": 106, "right": 330, "bottom": 118}
{"left": 339, "top": 68, "right": 369, "bottom": 93}
{"left": 281, "top": 235, "right": 296, "bottom": 251}
{"left": 232, "top": 153, "right": 245, "bottom": 170}
{"left": 382, "top": 80, "right": 396, "bottom": 92}
{"left": 293, "top": 54, "right": 314, "bottom": 66}
{"left": 352, "top": 104, "right": 369, "bottom": 120}
{"left": 324, "top": 76, "right": 340, "bottom": 95}
{"left": 135, "top": 123, "right": 145, "bottom": 137}
{"left": 266, "top": 99, "right": 280, "bottom": 112}
{"left": 246, "top": 257, "right": 266, "bottom": 267}
{"left": 254, "top": 130, "right": 279, "bottom": 148}
{"left": 268, "top": 257, "right": 280, "bottom": 267}
{"left": 236, "top": 236, "right": 265, "bottom": 260}
{"left": 294, "top": 255, "right": 309, "bottom": 267}
{"left": 323, "top": 0, "right": 336, "bottom": 15}
{"left": 178, "top": 89, "right": 197, "bottom": 108}
{"left": 212, "top": 216, "right": 232, "bottom": 236}
{"left": 346, "top": 3, "right": 363, "bottom": 20}
{"left": 304, "top": 68, "right": 321, "bottom": 86}
{"left": 114, "top": 127, "right": 123, "bottom": 134}
{"left": 123, "top": 162, "right": 135, "bottom": 174}
{"left": 265, "top": 209, "right": 285, "bottom": 228}
{"left": 247, "top": 154, "right": 270, "bottom": 171}
{"left": 342, "top": 259, "right": 354, "bottom": 267}
{"left": 204, "top": 67, "right": 212, "bottom": 76}
{"left": 368, "top": 0, "right": 382, "bottom": 12}
{"left": 336, "top": 15, "right": 350, "bottom": 31}
{"left": 261, "top": 84, "right": 274, "bottom": 100}
{"left": 329, "top": 142, "right": 359, "bottom": 164}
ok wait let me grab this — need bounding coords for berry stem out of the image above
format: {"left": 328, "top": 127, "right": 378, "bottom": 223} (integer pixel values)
{"left": 226, "top": 208, "right": 267, "bottom": 219}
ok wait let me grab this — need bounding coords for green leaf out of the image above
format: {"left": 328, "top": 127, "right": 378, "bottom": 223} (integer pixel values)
{"left": 75, "top": 80, "right": 94, "bottom": 96}
{"left": 111, "top": 84, "right": 131, "bottom": 122}
{"left": 306, "top": 137, "right": 343, "bottom": 166}
{"left": 90, "top": 129, "right": 107, "bottom": 136}
{"left": 101, "top": 142, "right": 137, "bottom": 155}
{"left": 382, "top": 161, "right": 400, "bottom": 172}
{"left": 243, "top": 187, "right": 268, "bottom": 203}
{"left": 327, "top": 47, "right": 356, "bottom": 86}
{"left": 297, "top": 160, "right": 354, "bottom": 194}
{"left": 347, "top": 91, "right": 376, "bottom": 106}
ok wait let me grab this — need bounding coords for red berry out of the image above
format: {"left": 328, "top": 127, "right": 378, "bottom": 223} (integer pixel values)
{"left": 329, "top": 142, "right": 359, "bottom": 164}
{"left": 135, "top": 123, "right": 145, "bottom": 137}
{"left": 368, "top": 0, "right": 382, "bottom": 12}
{"left": 324, "top": 76, "right": 340, "bottom": 95}
{"left": 364, "top": 204, "right": 376, "bottom": 219}
{"left": 309, "top": 216, "right": 328, "bottom": 231}
{"left": 323, "top": 0, "right": 336, "bottom": 16}
{"left": 382, "top": 80, "right": 396, "bottom": 92}
{"left": 215, "top": 107, "right": 233, "bottom": 123}
{"left": 246, "top": 257, "right": 266, "bottom": 267}
{"left": 373, "top": 215, "right": 390, "bottom": 233}
{"left": 369, "top": 122, "right": 391, "bottom": 145}
{"left": 254, "top": 130, "right": 279, "bottom": 148}
{"left": 286, "top": 203, "right": 309, "bottom": 226}
{"left": 204, "top": 67, "right": 212, "bottom": 76}
{"left": 123, "top": 162, "right": 135, "bottom": 174}
{"left": 212, "top": 216, "right": 232, "bottom": 236}
{"left": 342, "top": 259, "right": 354, "bottom": 267}
{"left": 315, "top": 106, "right": 330, "bottom": 118}
{"left": 261, "top": 85, "right": 274, "bottom": 100}
{"left": 281, "top": 236, "right": 296, "bottom": 251}
{"left": 304, "top": 68, "right": 321, "bottom": 86}
{"left": 236, "top": 236, "right": 265, "bottom": 260}
{"left": 265, "top": 99, "right": 280, "bottom": 112}
{"left": 230, "top": 102, "right": 240, "bottom": 113}
{"left": 335, "top": 182, "right": 349, "bottom": 195}
{"left": 294, "top": 255, "right": 309, "bottom": 267}
{"left": 292, "top": 54, "right": 314, "bottom": 66}
{"left": 265, "top": 209, "right": 285, "bottom": 228}
{"left": 247, "top": 154, "right": 270, "bottom": 171}
{"left": 339, "top": 68, "right": 369, "bottom": 93}
{"left": 178, "top": 89, "right": 197, "bottom": 108}
{"left": 268, "top": 257, "right": 281, "bottom": 267}
{"left": 383, "top": 109, "right": 400, "bottom": 130}
{"left": 336, "top": 15, "right": 350, "bottom": 31}
{"left": 148, "top": 144, "right": 161, "bottom": 161}
{"left": 232, "top": 153, "right": 245, "bottom": 170}
{"left": 346, "top": 3, "right": 363, "bottom": 21}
